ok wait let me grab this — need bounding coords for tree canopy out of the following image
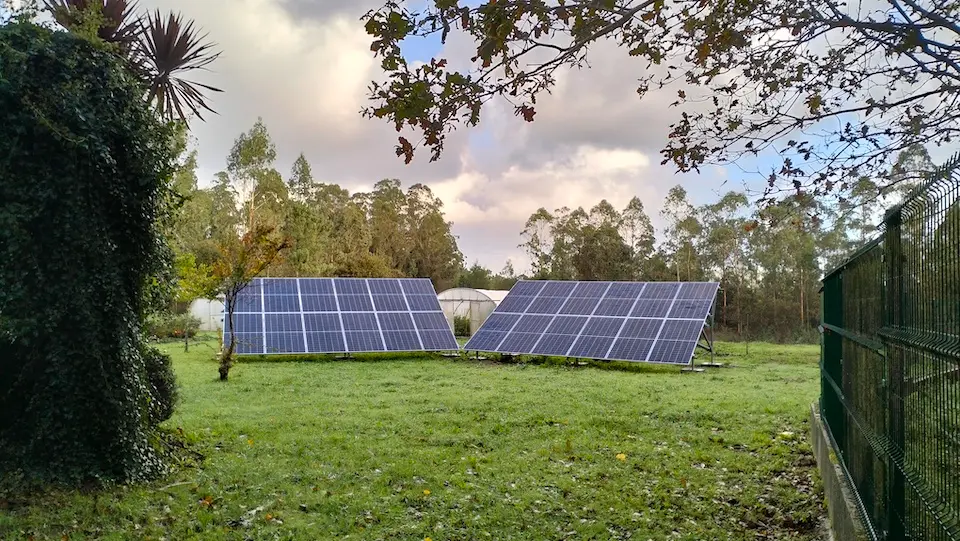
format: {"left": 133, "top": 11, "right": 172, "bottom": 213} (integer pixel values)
{"left": 361, "top": 0, "right": 957, "bottom": 200}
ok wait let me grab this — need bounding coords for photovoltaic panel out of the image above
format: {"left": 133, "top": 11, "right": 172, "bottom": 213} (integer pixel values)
{"left": 223, "top": 277, "right": 457, "bottom": 355}
{"left": 463, "top": 280, "right": 719, "bottom": 366}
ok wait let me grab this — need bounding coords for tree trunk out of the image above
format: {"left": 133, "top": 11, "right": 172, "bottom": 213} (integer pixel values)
{"left": 737, "top": 276, "right": 743, "bottom": 338}
{"left": 184, "top": 333, "right": 189, "bottom": 353}
{"left": 799, "top": 267, "right": 805, "bottom": 324}
{"left": 220, "top": 304, "right": 237, "bottom": 381}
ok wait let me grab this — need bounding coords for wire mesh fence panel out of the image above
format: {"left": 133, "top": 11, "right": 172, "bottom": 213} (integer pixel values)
{"left": 821, "top": 152, "right": 960, "bottom": 541}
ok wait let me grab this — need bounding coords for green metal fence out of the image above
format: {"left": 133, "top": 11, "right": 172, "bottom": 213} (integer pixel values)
{"left": 821, "top": 152, "right": 960, "bottom": 541}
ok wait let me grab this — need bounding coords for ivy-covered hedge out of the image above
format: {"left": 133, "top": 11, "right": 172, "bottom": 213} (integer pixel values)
{"left": 0, "top": 22, "right": 178, "bottom": 485}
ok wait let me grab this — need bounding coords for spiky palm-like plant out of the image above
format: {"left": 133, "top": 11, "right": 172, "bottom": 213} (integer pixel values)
{"left": 44, "top": 0, "right": 222, "bottom": 122}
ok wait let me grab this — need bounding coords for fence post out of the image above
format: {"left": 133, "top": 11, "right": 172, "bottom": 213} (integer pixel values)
{"left": 883, "top": 208, "right": 906, "bottom": 541}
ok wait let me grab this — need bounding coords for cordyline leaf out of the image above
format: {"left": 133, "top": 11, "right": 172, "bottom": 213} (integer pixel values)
{"left": 138, "top": 9, "right": 223, "bottom": 122}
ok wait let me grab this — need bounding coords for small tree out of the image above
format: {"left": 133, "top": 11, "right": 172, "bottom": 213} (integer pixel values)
{"left": 212, "top": 226, "right": 290, "bottom": 381}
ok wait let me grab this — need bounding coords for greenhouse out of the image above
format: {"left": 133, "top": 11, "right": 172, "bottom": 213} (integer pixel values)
{"left": 437, "top": 288, "right": 509, "bottom": 336}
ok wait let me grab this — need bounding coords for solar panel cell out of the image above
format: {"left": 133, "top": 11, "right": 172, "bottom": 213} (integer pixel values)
{"left": 496, "top": 295, "right": 537, "bottom": 313}
{"left": 629, "top": 299, "right": 672, "bottom": 318}
{"left": 399, "top": 279, "right": 436, "bottom": 295}
{"left": 367, "top": 279, "right": 402, "bottom": 294}
{"left": 372, "top": 295, "right": 409, "bottom": 311}
{"left": 558, "top": 296, "right": 600, "bottom": 315}
{"left": 333, "top": 278, "right": 369, "bottom": 295}
{"left": 341, "top": 312, "right": 379, "bottom": 331}
{"left": 658, "top": 319, "right": 704, "bottom": 341}
{"left": 526, "top": 296, "right": 567, "bottom": 314}
{"left": 531, "top": 334, "right": 577, "bottom": 356}
{"left": 481, "top": 313, "right": 521, "bottom": 331}
{"left": 263, "top": 295, "right": 300, "bottom": 312}
{"left": 594, "top": 298, "right": 635, "bottom": 316}
{"left": 419, "top": 330, "right": 459, "bottom": 350}
{"left": 338, "top": 295, "right": 374, "bottom": 312}
{"left": 265, "top": 313, "right": 302, "bottom": 332}
{"left": 678, "top": 282, "right": 718, "bottom": 300}
{"left": 225, "top": 313, "right": 263, "bottom": 333}
{"left": 266, "top": 332, "right": 306, "bottom": 353}
{"left": 298, "top": 278, "right": 334, "bottom": 295}
{"left": 262, "top": 278, "right": 297, "bottom": 295}
{"left": 345, "top": 331, "right": 384, "bottom": 352}
{"left": 306, "top": 331, "right": 346, "bottom": 353}
{"left": 301, "top": 295, "right": 338, "bottom": 312}
{"left": 545, "top": 315, "right": 588, "bottom": 334}
{"left": 608, "top": 338, "right": 655, "bottom": 361}
{"left": 413, "top": 312, "right": 450, "bottom": 330}
{"left": 511, "top": 280, "right": 545, "bottom": 296}
{"left": 638, "top": 282, "right": 680, "bottom": 299}
{"left": 303, "top": 313, "right": 341, "bottom": 333}
{"left": 499, "top": 332, "right": 542, "bottom": 353}
{"left": 568, "top": 335, "right": 615, "bottom": 358}
{"left": 231, "top": 294, "right": 261, "bottom": 313}
{"left": 406, "top": 294, "right": 442, "bottom": 311}
{"left": 570, "top": 281, "right": 609, "bottom": 297}
{"left": 233, "top": 333, "right": 264, "bottom": 354}
{"left": 540, "top": 281, "right": 577, "bottom": 296}
{"left": 648, "top": 339, "right": 698, "bottom": 364}
{"left": 383, "top": 330, "right": 422, "bottom": 351}
{"left": 581, "top": 316, "right": 624, "bottom": 337}
{"left": 511, "top": 314, "right": 553, "bottom": 333}
{"left": 377, "top": 312, "right": 415, "bottom": 331}
{"left": 618, "top": 318, "right": 663, "bottom": 338}
{"left": 668, "top": 299, "right": 713, "bottom": 319}
{"left": 605, "top": 282, "right": 645, "bottom": 298}
{"left": 463, "top": 330, "right": 506, "bottom": 350}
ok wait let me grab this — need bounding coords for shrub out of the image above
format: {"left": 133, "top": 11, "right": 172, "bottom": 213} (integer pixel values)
{"left": 0, "top": 22, "right": 178, "bottom": 485}
{"left": 142, "top": 346, "right": 178, "bottom": 425}
{"left": 146, "top": 313, "right": 202, "bottom": 340}
{"left": 454, "top": 315, "right": 471, "bottom": 337}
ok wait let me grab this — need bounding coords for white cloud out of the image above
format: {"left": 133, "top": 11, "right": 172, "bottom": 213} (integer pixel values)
{"left": 136, "top": 0, "right": 734, "bottom": 271}
{"left": 436, "top": 146, "right": 656, "bottom": 225}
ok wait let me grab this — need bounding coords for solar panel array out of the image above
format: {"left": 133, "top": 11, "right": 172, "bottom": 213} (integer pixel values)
{"left": 224, "top": 277, "right": 459, "bottom": 355}
{"left": 463, "top": 280, "right": 719, "bottom": 365}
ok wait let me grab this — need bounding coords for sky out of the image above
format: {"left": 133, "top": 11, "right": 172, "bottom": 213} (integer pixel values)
{"left": 32, "top": 0, "right": 768, "bottom": 273}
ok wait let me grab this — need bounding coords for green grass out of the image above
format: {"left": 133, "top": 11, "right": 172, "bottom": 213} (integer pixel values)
{"left": 1, "top": 338, "right": 825, "bottom": 540}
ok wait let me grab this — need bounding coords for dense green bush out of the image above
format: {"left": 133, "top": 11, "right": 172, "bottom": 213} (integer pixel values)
{"left": 454, "top": 315, "right": 471, "bottom": 336}
{"left": 146, "top": 313, "right": 201, "bottom": 339}
{"left": 142, "top": 346, "right": 178, "bottom": 425}
{"left": 0, "top": 22, "right": 178, "bottom": 485}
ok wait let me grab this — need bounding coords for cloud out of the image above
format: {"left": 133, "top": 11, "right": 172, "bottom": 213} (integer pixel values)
{"left": 147, "top": 0, "right": 466, "bottom": 187}
{"left": 136, "top": 0, "right": 733, "bottom": 272}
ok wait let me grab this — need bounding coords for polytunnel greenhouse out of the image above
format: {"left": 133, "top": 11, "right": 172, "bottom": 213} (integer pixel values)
{"left": 437, "top": 288, "right": 510, "bottom": 336}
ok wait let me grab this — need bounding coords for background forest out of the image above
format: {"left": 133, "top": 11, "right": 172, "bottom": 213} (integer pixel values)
{"left": 170, "top": 119, "right": 935, "bottom": 344}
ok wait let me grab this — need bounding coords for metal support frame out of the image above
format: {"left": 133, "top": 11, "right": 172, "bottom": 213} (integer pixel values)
{"left": 691, "top": 289, "right": 723, "bottom": 369}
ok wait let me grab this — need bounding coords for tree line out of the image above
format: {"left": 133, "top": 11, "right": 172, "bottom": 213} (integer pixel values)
{"left": 169, "top": 118, "right": 466, "bottom": 293}
{"left": 467, "top": 145, "right": 930, "bottom": 343}
{"left": 169, "top": 117, "right": 934, "bottom": 344}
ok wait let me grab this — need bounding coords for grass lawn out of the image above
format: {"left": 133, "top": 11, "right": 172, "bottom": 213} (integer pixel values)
{"left": 1, "top": 337, "right": 825, "bottom": 540}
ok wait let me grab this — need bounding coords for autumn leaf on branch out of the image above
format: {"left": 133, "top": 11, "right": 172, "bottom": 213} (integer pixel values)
{"left": 396, "top": 136, "right": 415, "bottom": 164}
{"left": 517, "top": 105, "right": 536, "bottom": 122}
{"left": 360, "top": 0, "right": 960, "bottom": 204}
